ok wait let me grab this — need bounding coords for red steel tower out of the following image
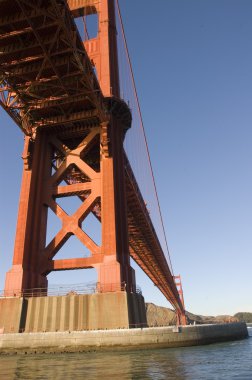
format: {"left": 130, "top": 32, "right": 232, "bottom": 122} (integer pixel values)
{"left": 4, "top": 0, "right": 136, "bottom": 296}
{"left": 0, "top": 0, "right": 186, "bottom": 328}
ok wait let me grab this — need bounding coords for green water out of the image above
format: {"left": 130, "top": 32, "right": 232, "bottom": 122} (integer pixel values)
{"left": 0, "top": 329, "right": 251, "bottom": 379}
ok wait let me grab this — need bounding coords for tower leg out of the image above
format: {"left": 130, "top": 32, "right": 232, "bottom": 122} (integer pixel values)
{"left": 99, "top": 120, "right": 135, "bottom": 293}
{"left": 5, "top": 134, "right": 49, "bottom": 296}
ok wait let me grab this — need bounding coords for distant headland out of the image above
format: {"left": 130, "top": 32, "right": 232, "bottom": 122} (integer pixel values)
{"left": 146, "top": 303, "right": 252, "bottom": 326}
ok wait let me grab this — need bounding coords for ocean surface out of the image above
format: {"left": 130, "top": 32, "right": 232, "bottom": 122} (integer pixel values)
{"left": 0, "top": 328, "right": 251, "bottom": 380}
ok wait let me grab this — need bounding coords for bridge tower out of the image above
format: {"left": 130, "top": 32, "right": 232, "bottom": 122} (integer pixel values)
{"left": 0, "top": 0, "right": 186, "bottom": 330}
{"left": 4, "top": 0, "right": 136, "bottom": 299}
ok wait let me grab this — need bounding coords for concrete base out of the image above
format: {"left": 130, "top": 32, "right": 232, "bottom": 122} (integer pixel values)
{"left": 0, "top": 292, "right": 147, "bottom": 333}
{"left": 0, "top": 323, "right": 248, "bottom": 354}
{"left": 0, "top": 298, "right": 26, "bottom": 333}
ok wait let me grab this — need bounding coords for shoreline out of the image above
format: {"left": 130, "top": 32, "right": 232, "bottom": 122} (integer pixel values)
{"left": 0, "top": 323, "right": 248, "bottom": 355}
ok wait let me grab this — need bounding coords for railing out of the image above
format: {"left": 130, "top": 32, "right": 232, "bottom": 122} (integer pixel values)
{"left": 0, "top": 282, "right": 142, "bottom": 298}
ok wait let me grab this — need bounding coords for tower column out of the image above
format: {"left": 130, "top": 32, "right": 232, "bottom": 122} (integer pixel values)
{"left": 5, "top": 133, "right": 50, "bottom": 295}
{"left": 98, "top": 120, "right": 135, "bottom": 293}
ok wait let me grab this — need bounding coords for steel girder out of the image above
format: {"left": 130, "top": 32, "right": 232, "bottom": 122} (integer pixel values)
{"left": 0, "top": 0, "right": 105, "bottom": 136}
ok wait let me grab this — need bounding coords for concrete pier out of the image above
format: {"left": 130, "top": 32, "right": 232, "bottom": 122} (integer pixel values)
{"left": 0, "top": 293, "right": 147, "bottom": 333}
{"left": 0, "top": 323, "right": 248, "bottom": 354}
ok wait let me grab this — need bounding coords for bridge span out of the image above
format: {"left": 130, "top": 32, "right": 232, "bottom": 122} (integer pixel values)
{"left": 0, "top": 0, "right": 186, "bottom": 328}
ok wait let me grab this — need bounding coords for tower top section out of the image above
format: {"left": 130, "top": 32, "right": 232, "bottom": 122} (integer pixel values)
{"left": 68, "top": 0, "right": 120, "bottom": 98}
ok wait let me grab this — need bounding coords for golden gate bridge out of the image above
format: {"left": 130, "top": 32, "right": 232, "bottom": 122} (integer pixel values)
{"left": 0, "top": 0, "right": 186, "bottom": 328}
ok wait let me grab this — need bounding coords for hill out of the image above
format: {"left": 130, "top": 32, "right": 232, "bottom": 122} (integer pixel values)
{"left": 145, "top": 303, "right": 251, "bottom": 326}
{"left": 234, "top": 312, "right": 252, "bottom": 323}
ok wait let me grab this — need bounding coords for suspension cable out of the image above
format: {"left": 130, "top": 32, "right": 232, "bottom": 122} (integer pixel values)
{"left": 115, "top": 0, "right": 174, "bottom": 275}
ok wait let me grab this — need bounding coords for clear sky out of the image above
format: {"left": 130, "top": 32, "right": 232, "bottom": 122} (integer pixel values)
{"left": 0, "top": 0, "right": 252, "bottom": 316}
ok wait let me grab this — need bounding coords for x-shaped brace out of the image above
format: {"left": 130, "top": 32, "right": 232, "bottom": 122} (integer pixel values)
{"left": 41, "top": 128, "right": 101, "bottom": 273}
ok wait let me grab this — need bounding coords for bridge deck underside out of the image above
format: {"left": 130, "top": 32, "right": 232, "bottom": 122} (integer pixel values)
{"left": 0, "top": 0, "right": 184, "bottom": 313}
{"left": 0, "top": 0, "right": 104, "bottom": 136}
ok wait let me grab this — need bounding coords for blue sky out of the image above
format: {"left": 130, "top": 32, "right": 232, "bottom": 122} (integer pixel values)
{"left": 119, "top": 0, "right": 252, "bottom": 315}
{"left": 0, "top": 0, "right": 252, "bottom": 316}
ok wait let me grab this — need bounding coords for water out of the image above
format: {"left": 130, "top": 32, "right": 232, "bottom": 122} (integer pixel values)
{"left": 0, "top": 329, "right": 251, "bottom": 380}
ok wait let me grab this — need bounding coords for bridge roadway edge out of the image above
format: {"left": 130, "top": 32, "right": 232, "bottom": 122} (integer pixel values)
{"left": 0, "top": 323, "right": 248, "bottom": 354}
